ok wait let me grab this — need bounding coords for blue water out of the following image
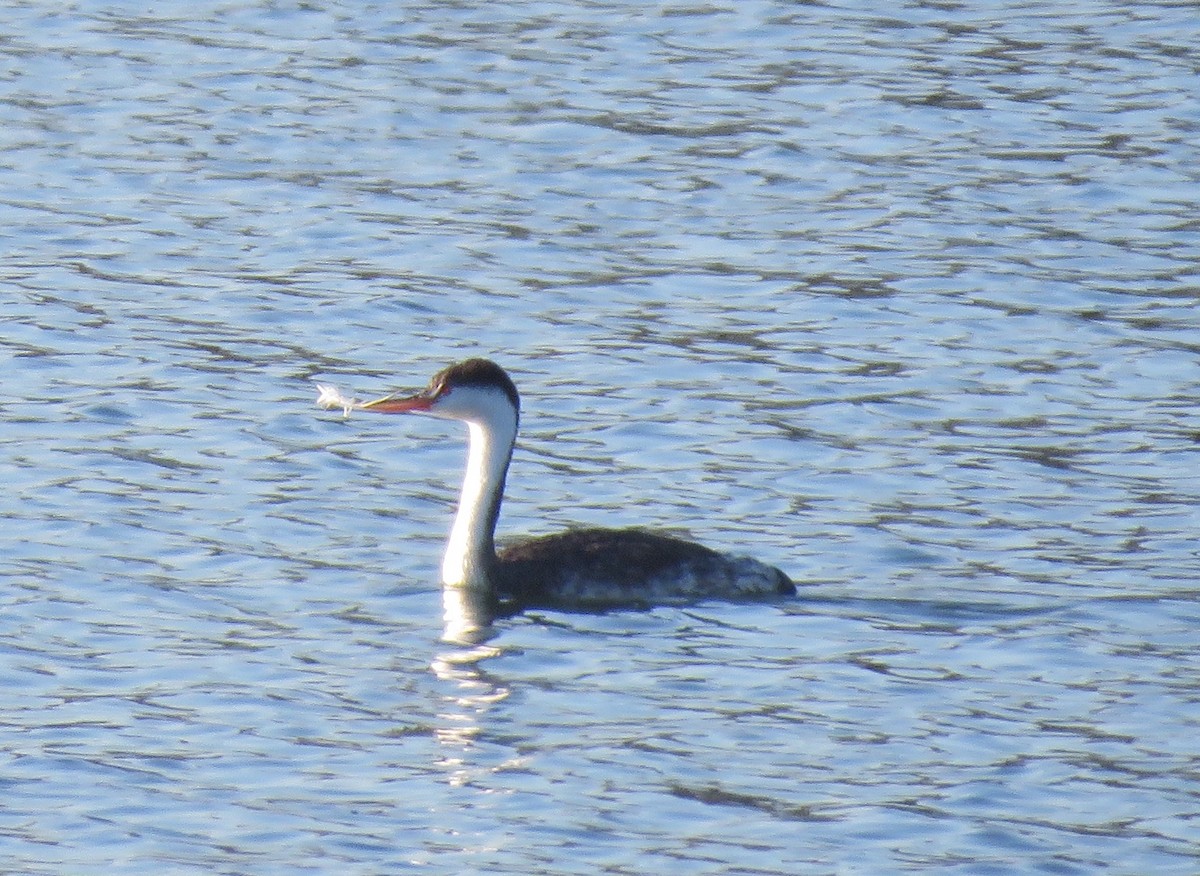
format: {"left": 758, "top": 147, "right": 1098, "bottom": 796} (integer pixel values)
{"left": 3, "top": 1, "right": 1199, "bottom": 873}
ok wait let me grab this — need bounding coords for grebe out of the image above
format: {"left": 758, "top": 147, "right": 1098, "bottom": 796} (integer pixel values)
{"left": 326, "top": 358, "right": 794, "bottom": 612}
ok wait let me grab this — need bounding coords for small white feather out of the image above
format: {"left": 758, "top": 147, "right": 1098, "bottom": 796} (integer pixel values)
{"left": 315, "top": 383, "right": 360, "bottom": 417}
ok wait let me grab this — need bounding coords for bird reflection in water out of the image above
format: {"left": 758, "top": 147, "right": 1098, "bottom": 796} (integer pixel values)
{"left": 429, "top": 587, "right": 510, "bottom": 785}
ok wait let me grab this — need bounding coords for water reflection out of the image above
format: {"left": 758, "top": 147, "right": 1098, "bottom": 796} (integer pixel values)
{"left": 440, "top": 585, "right": 499, "bottom": 649}
{"left": 431, "top": 586, "right": 507, "bottom": 786}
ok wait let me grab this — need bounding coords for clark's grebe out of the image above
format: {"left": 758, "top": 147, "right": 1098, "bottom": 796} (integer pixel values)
{"left": 329, "top": 358, "right": 794, "bottom": 613}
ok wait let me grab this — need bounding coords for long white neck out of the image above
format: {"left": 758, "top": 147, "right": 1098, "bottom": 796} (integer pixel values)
{"left": 441, "top": 406, "right": 517, "bottom": 590}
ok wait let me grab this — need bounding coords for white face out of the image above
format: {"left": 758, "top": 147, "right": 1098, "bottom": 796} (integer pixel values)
{"left": 427, "top": 383, "right": 518, "bottom": 429}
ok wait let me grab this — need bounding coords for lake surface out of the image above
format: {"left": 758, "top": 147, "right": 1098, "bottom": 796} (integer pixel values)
{"left": 3, "top": 1, "right": 1199, "bottom": 872}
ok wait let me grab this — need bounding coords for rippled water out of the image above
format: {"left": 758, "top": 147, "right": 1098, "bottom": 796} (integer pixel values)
{"left": 3, "top": 1, "right": 1199, "bottom": 873}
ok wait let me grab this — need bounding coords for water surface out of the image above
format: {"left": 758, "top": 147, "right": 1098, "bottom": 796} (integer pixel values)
{"left": 2, "top": 1, "right": 1198, "bottom": 873}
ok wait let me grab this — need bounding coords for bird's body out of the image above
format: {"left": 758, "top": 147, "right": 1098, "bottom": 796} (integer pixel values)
{"left": 329, "top": 358, "right": 794, "bottom": 613}
{"left": 495, "top": 528, "right": 793, "bottom": 611}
